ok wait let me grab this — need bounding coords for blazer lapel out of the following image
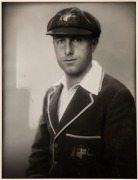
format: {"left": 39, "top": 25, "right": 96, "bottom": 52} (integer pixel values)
{"left": 48, "top": 84, "right": 63, "bottom": 135}
{"left": 55, "top": 86, "right": 94, "bottom": 138}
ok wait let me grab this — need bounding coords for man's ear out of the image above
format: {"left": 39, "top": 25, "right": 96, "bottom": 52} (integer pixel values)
{"left": 91, "top": 38, "right": 99, "bottom": 53}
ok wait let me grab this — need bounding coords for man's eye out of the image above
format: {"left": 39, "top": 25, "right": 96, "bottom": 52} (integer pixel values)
{"left": 73, "top": 38, "right": 81, "bottom": 43}
{"left": 56, "top": 39, "right": 65, "bottom": 44}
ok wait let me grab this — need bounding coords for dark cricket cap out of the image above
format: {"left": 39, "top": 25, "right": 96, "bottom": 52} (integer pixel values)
{"left": 46, "top": 7, "right": 101, "bottom": 38}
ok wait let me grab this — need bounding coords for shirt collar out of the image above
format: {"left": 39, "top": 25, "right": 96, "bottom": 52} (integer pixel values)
{"left": 53, "top": 60, "right": 104, "bottom": 95}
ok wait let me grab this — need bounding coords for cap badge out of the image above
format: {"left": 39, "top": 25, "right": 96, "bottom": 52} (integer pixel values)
{"left": 58, "top": 12, "right": 78, "bottom": 24}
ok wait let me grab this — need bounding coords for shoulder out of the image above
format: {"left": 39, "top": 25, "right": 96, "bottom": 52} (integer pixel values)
{"left": 102, "top": 73, "right": 130, "bottom": 94}
{"left": 99, "top": 73, "right": 135, "bottom": 104}
{"left": 100, "top": 74, "right": 135, "bottom": 116}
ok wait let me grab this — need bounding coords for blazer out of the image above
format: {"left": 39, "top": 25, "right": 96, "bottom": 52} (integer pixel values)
{"left": 26, "top": 74, "right": 136, "bottom": 178}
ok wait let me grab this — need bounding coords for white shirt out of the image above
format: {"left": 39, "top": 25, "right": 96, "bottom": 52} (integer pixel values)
{"left": 53, "top": 60, "right": 104, "bottom": 121}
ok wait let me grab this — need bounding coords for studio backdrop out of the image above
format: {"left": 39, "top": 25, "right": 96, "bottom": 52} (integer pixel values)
{"left": 2, "top": 2, "right": 136, "bottom": 178}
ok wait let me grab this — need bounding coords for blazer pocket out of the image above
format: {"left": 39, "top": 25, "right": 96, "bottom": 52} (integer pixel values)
{"left": 63, "top": 132, "right": 102, "bottom": 161}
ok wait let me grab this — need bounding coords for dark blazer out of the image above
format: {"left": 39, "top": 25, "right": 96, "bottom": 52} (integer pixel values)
{"left": 26, "top": 74, "right": 136, "bottom": 178}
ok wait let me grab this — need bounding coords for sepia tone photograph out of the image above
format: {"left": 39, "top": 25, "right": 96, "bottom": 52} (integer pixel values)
{"left": 2, "top": 2, "right": 136, "bottom": 178}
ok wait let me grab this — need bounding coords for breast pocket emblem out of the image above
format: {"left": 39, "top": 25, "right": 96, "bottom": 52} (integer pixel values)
{"left": 76, "top": 147, "right": 87, "bottom": 159}
{"left": 70, "top": 145, "right": 93, "bottom": 159}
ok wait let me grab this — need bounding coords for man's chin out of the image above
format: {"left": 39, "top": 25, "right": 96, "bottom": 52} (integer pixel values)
{"left": 65, "top": 70, "right": 85, "bottom": 78}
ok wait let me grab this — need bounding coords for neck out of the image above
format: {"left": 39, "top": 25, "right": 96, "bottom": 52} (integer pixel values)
{"left": 65, "top": 64, "right": 92, "bottom": 90}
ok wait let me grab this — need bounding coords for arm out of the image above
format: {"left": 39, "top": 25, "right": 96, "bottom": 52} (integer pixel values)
{"left": 103, "top": 88, "right": 137, "bottom": 178}
{"left": 26, "top": 93, "right": 51, "bottom": 178}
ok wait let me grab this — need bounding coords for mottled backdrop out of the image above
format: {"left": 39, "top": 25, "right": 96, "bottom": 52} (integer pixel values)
{"left": 2, "top": 2, "right": 136, "bottom": 178}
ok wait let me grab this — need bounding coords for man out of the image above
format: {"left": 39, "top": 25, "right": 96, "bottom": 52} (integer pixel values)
{"left": 26, "top": 7, "right": 136, "bottom": 178}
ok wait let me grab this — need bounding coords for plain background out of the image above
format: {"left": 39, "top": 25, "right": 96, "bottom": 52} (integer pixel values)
{"left": 2, "top": 2, "right": 136, "bottom": 178}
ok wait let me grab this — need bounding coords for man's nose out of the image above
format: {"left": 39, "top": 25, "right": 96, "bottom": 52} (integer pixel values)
{"left": 64, "top": 40, "right": 73, "bottom": 56}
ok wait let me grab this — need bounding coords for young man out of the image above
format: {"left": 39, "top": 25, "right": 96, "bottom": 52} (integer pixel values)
{"left": 26, "top": 7, "right": 136, "bottom": 178}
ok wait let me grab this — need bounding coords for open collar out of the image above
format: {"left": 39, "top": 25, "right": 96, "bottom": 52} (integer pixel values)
{"left": 53, "top": 60, "right": 104, "bottom": 95}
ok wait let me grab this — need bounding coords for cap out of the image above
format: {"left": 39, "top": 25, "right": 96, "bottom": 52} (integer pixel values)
{"left": 46, "top": 7, "right": 101, "bottom": 38}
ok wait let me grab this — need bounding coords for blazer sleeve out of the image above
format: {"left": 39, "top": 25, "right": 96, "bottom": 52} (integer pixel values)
{"left": 26, "top": 92, "right": 51, "bottom": 178}
{"left": 103, "top": 88, "right": 137, "bottom": 178}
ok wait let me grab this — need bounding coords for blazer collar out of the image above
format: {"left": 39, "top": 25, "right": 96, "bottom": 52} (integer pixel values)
{"left": 55, "top": 86, "right": 94, "bottom": 138}
{"left": 48, "top": 84, "right": 94, "bottom": 138}
{"left": 47, "top": 84, "right": 63, "bottom": 135}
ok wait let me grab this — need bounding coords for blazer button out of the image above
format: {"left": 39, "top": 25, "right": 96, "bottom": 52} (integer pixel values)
{"left": 54, "top": 143, "right": 58, "bottom": 149}
{"left": 53, "top": 161, "right": 57, "bottom": 165}
{"left": 77, "top": 172, "right": 81, "bottom": 176}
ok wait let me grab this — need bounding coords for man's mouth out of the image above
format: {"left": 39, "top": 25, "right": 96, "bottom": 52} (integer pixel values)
{"left": 64, "top": 58, "right": 76, "bottom": 62}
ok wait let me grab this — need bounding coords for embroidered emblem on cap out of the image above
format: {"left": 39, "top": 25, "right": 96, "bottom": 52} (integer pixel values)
{"left": 58, "top": 12, "right": 78, "bottom": 24}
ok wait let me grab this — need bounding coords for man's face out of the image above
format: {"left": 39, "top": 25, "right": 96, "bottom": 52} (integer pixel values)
{"left": 53, "top": 35, "right": 97, "bottom": 77}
